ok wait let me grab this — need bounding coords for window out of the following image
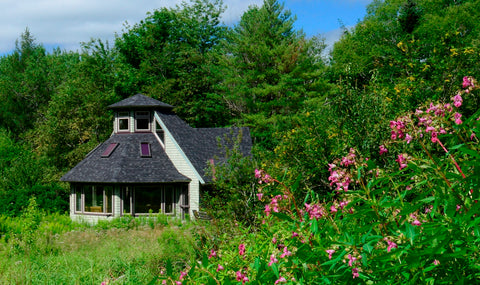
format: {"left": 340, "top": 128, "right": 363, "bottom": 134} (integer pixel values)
{"left": 135, "top": 111, "right": 150, "bottom": 131}
{"left": 75, "top": 187, "right": 82, "bottom": 212}
{"left": 124, "top": 185, "right": 178, "bottom": 216}
{"left": 135, "top": 186, "right": 161, "bottom": 214}
{"left": 122, "top": 186, "right": 132, "bottom": 215}
{"left": 117, "top": 111, "right": 130, "bottom": 132}
{"left": 155, "top": 119, "right": 165, "bottom": 144}
{"left": 164, "top": 185, "right": 174, "bottom": 214}
{"left": 101, "top": 143, "right": 118, "bottom": 158}
{"left": 75, "top": 185, "right": 113, "bottom": 214}
{"left": 140, "top": 142, "right": 151, "bottom": 157}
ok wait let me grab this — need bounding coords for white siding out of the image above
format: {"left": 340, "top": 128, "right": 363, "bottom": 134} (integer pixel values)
{"left": 155, "top": 112, "right": 201, "bottom": 217}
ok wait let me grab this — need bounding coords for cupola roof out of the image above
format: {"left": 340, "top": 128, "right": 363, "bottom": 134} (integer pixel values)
{"left": 108, "top": 94, "right": 174, "bottom": 110}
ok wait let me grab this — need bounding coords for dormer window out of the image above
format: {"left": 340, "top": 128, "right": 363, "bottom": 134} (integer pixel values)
{"left": 117, "top": 112, "right": 130, "bottom": 132}
{"left": 135, "top": 111, "right": 150, "bottom": 131}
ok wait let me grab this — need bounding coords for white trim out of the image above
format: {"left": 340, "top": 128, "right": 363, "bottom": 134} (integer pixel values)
{"left": 153, "top": 116, "right": 166, "bottom": 149}
{"left": 154, "top": 111, "right": 205, "bottom": 184}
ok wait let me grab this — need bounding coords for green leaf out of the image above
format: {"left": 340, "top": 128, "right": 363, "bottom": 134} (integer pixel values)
{"left": 202, "top": 252, "right": 209, "bottom": 268}
{"left": 166, "top": 259, "right": 172, "bottom": 276}
{"left": 271, "top": 262, "right": 279, "bottom": 278}
{"left": 271, "top": 212, "right": 294, "bottom": 222}
{"left": 404, "top": 223, "right": 416, "bottom": 245}
{"left": 311, "top": 218, "right": 318, "bottom": 234}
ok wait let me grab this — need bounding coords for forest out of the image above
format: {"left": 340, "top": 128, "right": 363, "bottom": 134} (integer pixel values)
{"left": 0, "top": 0, "right": 479, "bottom": 283}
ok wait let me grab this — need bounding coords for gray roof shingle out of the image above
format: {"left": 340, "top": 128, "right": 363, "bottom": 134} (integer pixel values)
{"left": 156, "top": 111, "right": 252, "bottom": 182}
{"left": 61, "top": 94, "right": 252, "bottom": 185}
{"left": 108, "top": 94, "right": 174, "bottom": 110}
{"left": 61, "top": 133, "right": 190, "bottom": 183}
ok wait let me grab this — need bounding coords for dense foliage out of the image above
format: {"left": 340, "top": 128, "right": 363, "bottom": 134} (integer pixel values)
{"left": 1, "top": 0, "right": 480, "bottom": 283}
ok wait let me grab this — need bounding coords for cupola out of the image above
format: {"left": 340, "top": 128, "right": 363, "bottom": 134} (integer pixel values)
{"left": 108, "top": 94, "right": 174, "bottom": 135}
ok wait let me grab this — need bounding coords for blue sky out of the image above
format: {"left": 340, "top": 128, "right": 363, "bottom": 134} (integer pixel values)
{"left": 0, "top": 0, "right": 372, "bottom": 55}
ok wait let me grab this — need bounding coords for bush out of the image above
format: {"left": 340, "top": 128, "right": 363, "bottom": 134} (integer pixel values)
{"left": 160, "top": 77, "right": 480, "bottom": 283}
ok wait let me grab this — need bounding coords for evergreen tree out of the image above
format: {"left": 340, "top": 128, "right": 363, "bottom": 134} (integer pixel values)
{"left": 115, "top": 0, "right": 229, "bottom": 127}
{"left": 218, "top": 0, "right": 327, "bottom": 150}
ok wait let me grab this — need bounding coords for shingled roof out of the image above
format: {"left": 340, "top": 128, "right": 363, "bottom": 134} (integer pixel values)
{"left": 108, "top": 94, "right": 174, "bottom": 110}
{"left": 155, "top": 111, "right": 251, "bottom": 182}
{"left": 61, "top": 133, "right": 190, "bottom": 183}
{"left": 61, "top": 93, "right": 252, "bottom": 184}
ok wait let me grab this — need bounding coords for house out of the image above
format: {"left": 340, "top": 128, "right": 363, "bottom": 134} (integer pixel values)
{"left": 60, "top": 94, "right": 251, "bottom": 223}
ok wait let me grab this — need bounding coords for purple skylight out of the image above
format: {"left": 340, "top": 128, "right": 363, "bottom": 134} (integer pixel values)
{"left": 101, "top": 143, "right": 118, "bottom": 158}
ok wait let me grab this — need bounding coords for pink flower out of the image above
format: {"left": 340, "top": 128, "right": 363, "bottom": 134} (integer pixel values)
{"left": 256, "top": 193, "right": 263, "bottom": 201}
{"left": 280, "top": 247, "right": 292, "bottom": 258}
{"left": 379, "top": 145, "right": 388, "bottom": 155}
{"left": 330, "top": 204, "right": 338, "bottom": 213}
{"left": 326, "top": 249, "right": 335, "bottom": 260}
{"left": 292, "top": 232, "right": 299, "bottom": 237}
{"left": 274, "top": 276, "right": 287, "bottom": 284}
{"left": 272, "top": 237, "right": 277, "bottom": 244}
{"left": 352, "top": 267, "right": 359, "bottom": 279}
{"left": 405, "top": 133, "right": 412, "bottom": 144}
{"left": 236, "top": 271, "right": 249, "bottom": 284}
{"left": 268, "top": 254, "right": 278, "bottom": 266}
{"left": 463, "top": 76, "right": 473, "bottom": 88}
{"left": 456, "top": 204, "right": 461, "bottom": 211}
{"left": 305, "top": 203, "right": 326, "bottom": 220}
{"left": 454, "top": 112, "right": 463, "bottom": 125}
{"left": 238, "top": 244, "right": 246, "bottom": 256}
{"left": 208, "top": 249, "right": 217, "bottom": 259}
{"left": 216, "top": 264, "right": 224, "bottom": 272}
{"left": 452, "top": 93, "right": 463, "bottom": 108}
{"left": 175, "top": 282, "right": 182, "bottom": 285}
{"left": 433, "top": 259, "right": 440, "bottom": 265}
{"left": 471, "top": 133, "right": 476, "bottom": 140}
{"left": 384, "top": 238, "right": 398, "bottom": 252}
{"left": 347, "top": 254, "right": 357, "bottom": 267}
{"left": 162, "top": 280, "right": 167, "bottom": 285}
{"left": 396, "top": 154, "right": 408, "bottom": 170}
{"left": 264, "top": 204, "right": 271, "bottom": 216}
{"left": 328, "top": 163, "right": 336, "bottom": 171}
{"left": 254, "top": 169, "right": 261, "bottom": 179}
{"left": 235, "top": 271, "right": 243, "bottom": 281}
{"left": 179, "top": 271, "right": 187, "bottom": 280}
{"left": 412, "top": 220, "right": 422, "bottom": 226}
{"left": 431, "top": 131, "right": 438, "bottom": 143}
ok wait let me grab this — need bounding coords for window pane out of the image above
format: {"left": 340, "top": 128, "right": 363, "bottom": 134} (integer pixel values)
{"left": 85, "top": 186, "right": 103, "bottom": 212}
{"left": 135, "top": 111, "right": 150, "bottom": 130}
{"left": 101, "top": 143, "right": 118, "bottom": 158}
{"left": 75, "top": 187, "right": 82, "bottom": 212}
{"left": 122, "top": 187, "right": 131, "bottom": 214}
{"left": 135, "top": 186, "right": 161, "bottom": 214}
{"left": 136, "top": 119, "right": 149, "bottom": 130}
{"left": 105, "top": 186, "right": 113, "bottom": 213}
{"left": 164, "top": 186, "right": 174, "bottom": 214}
{"left": 140, "top": 143, "right": 151, "bottom": 157}
{"left": 119, "top": 118, "right": 129, "bottom": 130}
{"left": 155, "top": 120, "right": 165, "bottom": 143}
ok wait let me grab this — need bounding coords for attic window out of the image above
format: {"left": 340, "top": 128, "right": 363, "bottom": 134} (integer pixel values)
{"left": 135, "top": 111, "right": 150, "bottom": 131}
{"left": 117, "top": 112, "right": 130, "bottom": 132}
{"left": 101, "top": 143, "right": 118, "bottom": 158}
{"left": 140, "top": 142, "right": 151, "bottom": 157}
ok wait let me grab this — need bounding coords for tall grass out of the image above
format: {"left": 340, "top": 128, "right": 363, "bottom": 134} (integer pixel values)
{"left": 0, "top": 208, "right": 200, "bottom": 284}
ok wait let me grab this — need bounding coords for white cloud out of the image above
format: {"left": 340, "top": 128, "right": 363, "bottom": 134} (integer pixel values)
{"left": 0, "top": 0, "right": 261, "bottom": 54}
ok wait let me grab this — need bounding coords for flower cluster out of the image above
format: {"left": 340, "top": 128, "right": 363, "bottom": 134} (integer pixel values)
{"left": 344, "top": 253, "right": 362, "bottom": 279}
{"left": 235, "top": 270, "right": 249, "bottom": 284}
{"left": 255, "top": 169, "right": 274, "bottom": 184}
{"left": 384, "top": 238, "right": 398, "bottom": 252}
{"left": 304, "top": 203, "right": 326, "bottom": 220}
{"left": 390, "top": 115, "right": 413, "bottom": 142}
